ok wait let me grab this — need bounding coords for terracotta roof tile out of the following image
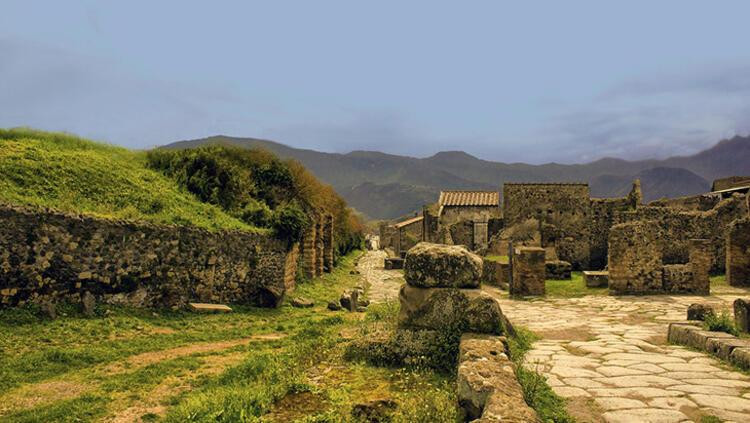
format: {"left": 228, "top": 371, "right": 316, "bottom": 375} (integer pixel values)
{"left": 394, "top": 215, "right": 423, "bottom": 229}
{"left": 438, "top": 191, "right": 499, "bottom": 207}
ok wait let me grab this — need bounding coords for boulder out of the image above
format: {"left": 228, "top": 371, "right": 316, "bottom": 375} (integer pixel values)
{"left": 81, "top": 291, "right": 96, "bottom": 317}
{"left": 583, "top": 271, "right": 609, "bottom": 288}
{"left": 327, "top": 301, "right": 342, "bottom": 311}
{"left": 340, "top": 289, "right": 359, "bottom": 312}
{"left": 545, "top": 260, "right": 572, "bottom": 280}
{"left": 687, "top": 303, "right": 715, "bottom": 321}
{"left": 398, "top": 284, "right": 503, "bottom": 334}
{"left": 403, "top": 242, "right": 483, "bottom": 288}
{"left": 291, "top": 297, "right": 314, "bottom": 308}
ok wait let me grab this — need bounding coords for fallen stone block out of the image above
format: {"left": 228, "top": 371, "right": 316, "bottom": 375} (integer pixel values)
{"left": 188, "top": 303, "right": 232, "bottom": 313}
{"left": 457, "top": 333, "right": 538, "bottom": 422}
{"left": 327, "top": 301, "right": 342, "bottom": 311}
{"left": 730, "top": 347, "right": 750, "bottom": 370}
{"left": 384, "top": 257, "right": 404, "bottom": 270}
{"left": 545, "top": 260, "right": 572, "bottom": 280}
{"left": 291, "top": 297, "right": 314, "bottom": 308}
{"left": 397, "top": 284, "right": 504, "bottom": 334}
{"left": 734, "top": 298, "right": 750, "bottom": 333}
{"left": 583, "top": 271, "right": 608, "bottom": 288}
{"left": 340, "top": 290, "right": 359, "bottom": 312}
{"left": 687, "top": 303, "right": 715, "bottom": 321}
{"left": 403, "top": 242, "right": 482, "bottom": 288}
{"left": 705, "top": 337, "right": 750, "bottom": 361}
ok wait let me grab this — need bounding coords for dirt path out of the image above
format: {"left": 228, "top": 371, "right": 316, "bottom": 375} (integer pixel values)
{"left": 357, "top": 250, "right": 403, "bottom": 304}
{"left": 488, "top": 288, "right": 750, "bottom": 422}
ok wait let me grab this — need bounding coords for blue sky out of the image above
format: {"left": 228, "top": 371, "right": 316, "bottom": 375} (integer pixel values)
{"left": 2, "top": 1, "right": 750, "bottom": 163}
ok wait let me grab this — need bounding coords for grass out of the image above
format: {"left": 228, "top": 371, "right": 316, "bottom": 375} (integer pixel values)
{"left": 545, "top": 272, "right": 608, "bottom": 298}
{"left": 0, "top": 251, "right": 460, "bottom": 422}
{"left": 0, "top": 128, "right": 255, "bottom": 231}
{"left": 507, "top": 327, "right": 575, "bottom": 423}
{"left": 484, "top": 255, "right": 509, "bottom": 264}
{"left": 704, "top": 310, "right": 739, "bottom": 336}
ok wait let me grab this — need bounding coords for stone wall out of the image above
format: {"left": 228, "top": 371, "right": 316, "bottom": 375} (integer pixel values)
{"left": 439, "top": 206, "right": 501, "bottom": 227}
{"left": 0, "top": 204, "right": 298, "bottom": 308}
{"left": 394, "top": 219, "right": 423, "bottom": 257}
{"left": 590, "top": 197, "right": 635, "bottom": 269}
{"left": 608, "top": 220, "right": 710, "bottom": 295}
{"left": 615, "top": 194, "right": 748, "bottom": 273}
{"left": 300, "top": 213, "right": 334, "bottom": 279}
{"left": 727, "top": 218, "right": 750, "bottom": 287}
{"left": 504, "top": 183, "right": 591, "bottom": 269}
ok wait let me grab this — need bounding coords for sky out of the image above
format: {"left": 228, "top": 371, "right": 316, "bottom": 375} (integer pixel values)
{"left": 2, "top": 1, "right": 750, "bottom": 164}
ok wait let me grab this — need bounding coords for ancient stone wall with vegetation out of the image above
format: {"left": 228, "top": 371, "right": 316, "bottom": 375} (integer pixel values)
{"left": 0, "top": 204, "right": 297, "bottom": 308}
{"left": 503, "top": 183, "right": 591, "bottom": 268}
{"left": 590, "top": 197, "right": 635, "bottom": 269}
{"left": 615, "top": 194, "right": 748, "bottom": 272}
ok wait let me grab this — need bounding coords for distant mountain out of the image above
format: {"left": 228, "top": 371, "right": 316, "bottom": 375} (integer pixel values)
{"left": 163, "top": 135, "right": 750, "bottom": 219}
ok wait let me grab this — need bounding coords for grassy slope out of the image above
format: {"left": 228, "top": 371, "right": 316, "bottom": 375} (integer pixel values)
{"left": 0, "top": 251, "right": 458, "bottom": 422}
{"left": 0, "top": 128, "right": 253, "bottom": 232}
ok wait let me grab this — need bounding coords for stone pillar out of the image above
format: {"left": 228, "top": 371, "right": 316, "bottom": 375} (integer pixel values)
{"left": 689, "top": 239, "right": 711, "bottom": 295}
{"left": 314, "top": 220, "right": 324, "bottom": 277}
{"left": 301, "top": 223, "right": 317, "bottom": 279}
{"left": 734, "top": 299, "right": 750, "bottom": 333}
{"left": 510, "top": 247, "right": 545, "bottom": 296}
{"left": 473, "top": 217, "right": 489, "bottom": 251}
{"left": 608, "top": 220, "right": 663, "bottom": 295}
{"left": 393, "top": 229, "right": 402, "bottom": 257}
{"left": 323, "top": 214, "right": 334, "bottom": 273}
{"left": 727, "top": 218, "right": 750, "bottom": 287}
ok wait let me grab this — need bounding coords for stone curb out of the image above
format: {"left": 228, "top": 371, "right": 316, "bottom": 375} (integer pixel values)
{"left": 668, "top": 321, "right": 750, "bottom": 370}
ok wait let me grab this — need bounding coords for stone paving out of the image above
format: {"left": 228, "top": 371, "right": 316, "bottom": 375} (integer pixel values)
{"left": 490, "top": 286, "right": 750, "bottom": 423}
{"left": 357, "top": 250, "right": 404, "bottom": 304}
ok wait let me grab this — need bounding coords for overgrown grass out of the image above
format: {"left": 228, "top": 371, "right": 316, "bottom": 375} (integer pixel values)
{"left": 546, "top": 271, "right": 608, "bottom": 298}
{"left": 704, "top": 310, "right": 739, "bottom": 336}
{"left": 0, "top": 251, "right": 460, "bottom": 422}
{"left": 507, "top": 326, "right": 574, "bottom": 423}
{"left": 0, "top": 128, "right": 255, "bottom": 231}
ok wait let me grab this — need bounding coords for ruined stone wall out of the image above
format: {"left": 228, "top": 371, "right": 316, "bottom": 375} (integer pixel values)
{"left": 0, "top": 204, "right": 297, "bottom": 309}
{"left": 422, "top": 205, "right": 440, "bottom": 243}
{"left": 590, "top": 197, "right": 633, "bottom": 269}
{"left": 609, "top": 220, "right": 710, "bottom": 295}
{"left": 615, "top": 194, "right": 748, "bottom": 273}
{"left": 727, "top": 218, "right": 750, "bottom": 287}
{"left": 322, "top": 214, "right": 334, "bottom": 272}
{"left": 713, "top": 176, "right": 750, "bottom": 192}
{"left": 439, "top": 205, "right": 501, "bottom": 227}
{"left": 608, "top": 220, "right": 664, "bottom": 295}
{"left": 300, "top": 214, "right": 334, "bottom": 278}
{"left": 648, "top": 195, "right": 721, "bottom": 212}
{"left": 395, "top": 220, "right": 422, "bottom": 257}
{"left": 379, "top": 223, "right": 395, "bottom": 249}
{"left": 503, "top": 183, "right": 591, "bottom": 269}
{"left": 510, "top": 246, "right": 545, "bottom": 296}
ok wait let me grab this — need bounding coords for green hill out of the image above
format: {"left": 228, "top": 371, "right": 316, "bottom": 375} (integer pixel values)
{"left": 0, "top": 128, "right": 254, "bottom": 232}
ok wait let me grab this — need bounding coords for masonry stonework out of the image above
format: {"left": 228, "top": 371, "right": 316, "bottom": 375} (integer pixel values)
{"left": 510, "top": 247, "right": 545, "bottom": 296}
{"left": 727, "top": 218, "right": 750, "bottom": 287}
{"left": 0, "top": 204, "right": 298, "bottom": 309}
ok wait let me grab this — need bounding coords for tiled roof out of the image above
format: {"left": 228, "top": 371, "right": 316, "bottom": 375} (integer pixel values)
{"left": 438, "top": 191, "right": 499, "bottom": 207}
{"left": 394, "top": 215, "right": 423, "bottom": 229}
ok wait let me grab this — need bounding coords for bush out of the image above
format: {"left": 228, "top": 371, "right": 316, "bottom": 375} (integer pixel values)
{"left": 271, "top": 202, "right": 310, "bottom": 243}
{"left": 239, "top": 198, "right": 271, "bottom": 227}
{"left": 704, "top": 311, "right": 739, "bottom": 336}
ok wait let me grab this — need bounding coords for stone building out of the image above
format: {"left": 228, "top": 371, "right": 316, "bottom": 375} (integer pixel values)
{"left": 422, "top": 190, "right": 501, "bottom": 251}
{"left": 392, "top": 215, "right": 424, "bottom": 257}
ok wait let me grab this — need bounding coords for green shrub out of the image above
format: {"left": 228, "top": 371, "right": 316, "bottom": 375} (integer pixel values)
{"left": 271, "top": 202, "right": 310, "bottom": 243}
{"left": 704, "top": 311, "right": 739, "bottom": 336}
{"left": 239, "top": 198, "right": 272, "bottom": 227}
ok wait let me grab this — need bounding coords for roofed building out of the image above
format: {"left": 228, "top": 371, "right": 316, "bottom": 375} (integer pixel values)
{"left": 423, "top": 190, "right": 502, "bottom": 251}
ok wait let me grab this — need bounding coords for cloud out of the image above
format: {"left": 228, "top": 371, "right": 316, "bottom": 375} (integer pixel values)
{"left": 537, "top": 64, "right": 750, "bottom": 163}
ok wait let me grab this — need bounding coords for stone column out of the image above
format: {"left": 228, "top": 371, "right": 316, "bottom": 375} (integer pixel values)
{"left": 689, "top": 239, "right": 711, "bottom": 295}
{"left": 727, "top": 218, "right": 750, "bottom": 287}
{"left": 323, "top": 214, "right": 334, "bottom": 272}
{"left": 510, "top": 247, "right": 545, "bottom": 296}
{"left": 301, "top": 224, "right": 317, "bottom": 279}
{"left": 314, "top": 220, "right": 324, "bottom": 277}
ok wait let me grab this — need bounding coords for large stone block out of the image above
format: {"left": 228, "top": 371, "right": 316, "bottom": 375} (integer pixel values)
{"left": 705, "top": 337, "right": 750, "bottom": 361}
{"left": 684, "top": 329, "right": 734, "bottom": 351}
{"left": 727, "top": 218, "right": 750, "bottom": 287}
{"left": 734, "top": 298, "right": 750, "bottom": 333}
{"left": 583, "top": 271, "right": 609, "bottom": 288}
{"left": 608, "top": 220, "right": 664, "bottom": 295}
{"left": 667, "top": 322, "right": 701, "bottom": 345}
{"left": 457, "top": 333, "right": 539, "bottom": 422}
{"left": 510, "top": 247, "right": 545, "bottom": 296}
{"left": 689, "top": 239, "right": 711, "bottom": 294}
{"left": 397, "top": 284, "right": 504, "bottom": 334}
{"left": 687, "top": 303, "right": 715, "bottom": 321}
{"left": 403, "top": 242, "right": 483, "bottom": 288}
{"left": 730, "top": 347, "right": 750, "bottom": 370}
{"left": 545, "top": 260, "right": 571, "bottom": 280}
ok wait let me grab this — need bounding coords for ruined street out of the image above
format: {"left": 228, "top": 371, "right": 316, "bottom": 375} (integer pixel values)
{"left": 358, "top": 249, "right": 750, "bottom": 423}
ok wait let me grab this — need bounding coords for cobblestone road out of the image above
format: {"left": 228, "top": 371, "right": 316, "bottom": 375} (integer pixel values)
{"left": 356, "top": 250, "right": 404, "bottom": 304}
{"left": 491, "top": 286, "right": 750, "bottom": 423}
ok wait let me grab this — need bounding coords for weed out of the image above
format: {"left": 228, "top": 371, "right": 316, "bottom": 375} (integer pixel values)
{"left": 704, "top": 311, "right": 739, "bottom": 336}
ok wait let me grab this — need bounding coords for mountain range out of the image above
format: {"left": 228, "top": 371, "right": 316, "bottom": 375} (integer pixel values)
{"left": 163, "top": 135, "right": 750, "bottom": 220}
